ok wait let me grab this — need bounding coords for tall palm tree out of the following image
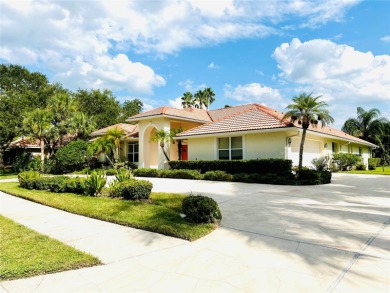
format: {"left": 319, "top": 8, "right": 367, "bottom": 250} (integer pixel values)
{"left": 89, "top": 136, "right": 115, "bottom": 164}
{"left": 151, "top": 129, "right": 171, "bottom": 161}
{"left": 23, "top": 109, "right": 53, "bottom": 166}
{"left": 283, "top": 93, "right": 334, "bottom": 173}
{"left": 342, "top": 107, "right": 383, "bottom": 142}
{"left": 181, "top": 92, "right": 194, "bottom": 108}
{"left": 194, "top": 90, "right": 203, "bottom": 109}
{"left": 202, "top": 87, "right": 215, "bottom": 109}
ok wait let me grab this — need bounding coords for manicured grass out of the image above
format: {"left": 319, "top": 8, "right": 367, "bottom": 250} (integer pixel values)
{"left": 0, "top": 183, "right": 217, "bottom": 241}
{"left": 0, "top": 169, "right": 18, "bottom": 180}
{"left": 0, "top": 215, "right": 101, "bottom": 280}
{"left": 341, "top": 166, "right": 390, "bottom": 175}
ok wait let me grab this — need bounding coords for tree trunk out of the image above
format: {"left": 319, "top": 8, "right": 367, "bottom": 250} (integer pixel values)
{"left": 298, "top": 128, "right": 307, "bottom": 174}
{"left": 160, "top": 142, "right": 170, "bottom": 162}
{"left": 178, "top": 140, "right": 182, "bottom": 160}
{"left": 40, "top": 138, "right": 45, "bottom": 169}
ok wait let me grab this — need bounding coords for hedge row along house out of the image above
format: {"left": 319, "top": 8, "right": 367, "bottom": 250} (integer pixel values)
{"left": 91, "top": 103, "right": 377, "bottom": 170}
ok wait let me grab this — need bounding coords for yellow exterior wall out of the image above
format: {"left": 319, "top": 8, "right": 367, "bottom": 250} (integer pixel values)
{"left": 245, "top": 132, "right": 286, "bottom": 159}
{"left": 188, "top": 137, "right": 215, "bottom": 160}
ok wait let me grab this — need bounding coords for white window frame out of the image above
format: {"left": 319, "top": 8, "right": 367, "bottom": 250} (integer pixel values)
{"left": 128, "top": 141, "right": 139, "bottom": 163}
{"left": 217, "top": 136, "right": 243, "bottom": 160}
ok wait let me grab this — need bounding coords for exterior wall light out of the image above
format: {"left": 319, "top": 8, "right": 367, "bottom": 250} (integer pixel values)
{"left": 287, "top": 137, "right": 292, "bottom": 146}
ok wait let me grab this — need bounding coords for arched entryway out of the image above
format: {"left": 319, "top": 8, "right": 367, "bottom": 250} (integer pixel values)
{"left": 143, "top": 126, "right": 158, "bottom": 168}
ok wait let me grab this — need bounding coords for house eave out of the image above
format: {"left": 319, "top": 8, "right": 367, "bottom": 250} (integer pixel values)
{"left": 127, "top": 114, "right": 209, "bottom": 124}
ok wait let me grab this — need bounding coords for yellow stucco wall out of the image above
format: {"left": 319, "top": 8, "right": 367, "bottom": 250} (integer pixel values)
{"left": 245, "top": 132, "right": 286, "bottom": 159}
{"left": 188, "top": 137, "right": 215, "bottom": 160}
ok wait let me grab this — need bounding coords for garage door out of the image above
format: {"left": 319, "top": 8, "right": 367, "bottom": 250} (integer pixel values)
{"left": 291, "top": 138, "right": 321, "bottom": 167}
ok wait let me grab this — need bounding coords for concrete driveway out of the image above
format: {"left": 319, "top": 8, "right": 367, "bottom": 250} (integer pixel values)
{"left": 1, "top": 173, "right": 389, "bottom": 292}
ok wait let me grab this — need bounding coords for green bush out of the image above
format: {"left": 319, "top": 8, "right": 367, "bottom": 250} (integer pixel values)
{"left": 85, "top": 172, "right": 107, "bottom": 196}
{"left": 332, "top": 153, "right": 362, "bottom": 171}
{"left": 133, "top": 168, "right": 160, "bottom": 177}
{"left": 182, "top": 195, "right": 222, "bottom": 224}
{"left": 51, "top": 140, "right": 89, "bottom": 174}
{"left": 297, "top": 170, "right": 332, "bottom": 185}
{"left": 18, "top": 175, "right": 86, "bottom": 194}
{"left": 169, "top": 159, "right": 292, "bottom": 175}
{"left": 355, "top": 163, "right": 366, "bottom": 170}
{"left": 232, "top": 173, "right": 294, "bottom": 185}
{"left": 110, "top": 179, "right": 153, "bottom": 200}
{"left": 203, "top": 170, "right": 233, "bottom": 181}
{"left": 18, "top": 170, "right": 40, "bottom": 187}
{"left": 311, "top": 157, "right": 328, "bottom": 171}
{"left": 159, "top": 169, "right": 202, "bottom": 180}
{"left": 368, "top": 158, "right": 377, "bottom": 170}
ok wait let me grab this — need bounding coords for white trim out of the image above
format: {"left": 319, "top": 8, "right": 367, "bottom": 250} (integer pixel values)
{"left": 127, "top": 114, "right": 209, "bottom": 124}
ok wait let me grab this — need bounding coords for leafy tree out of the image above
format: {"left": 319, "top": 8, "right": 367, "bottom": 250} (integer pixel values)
{"left": 151, "top": 129, "right": 171, "bottom": 161}
{"left": 75, "top": 89, "right": 121, "bottom": 129}
{"left": 104, "top": 127, "right": 126, "bottom": 160}
{"left": 120, "top": 98, "right": 143, "bottom": 122}
{"left": 181, "top": 92, "right": 194, "bottom": 108}
{"left": 283, "top": 93, "right": 334, "bottom": 173}
{"left": 342, "top": 107, "right": 384, "bottom": 142}
{"left": 51, "top": 140, "right": 89, "bottom": 173}
{"left": 22, "top": 109, "right": 53, "bottom": 166}
{"left": 0, "top": 64, "right": 53, "bottom": 166}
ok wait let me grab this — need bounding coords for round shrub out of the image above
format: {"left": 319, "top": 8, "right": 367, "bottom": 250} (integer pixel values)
{"left": 51, "top": 140, "right": 89, "bottom": 174}
{"left": 114, "top": 179, "right": 153, "bottom": 200}
{"left": 182, "top": 195, "right": 222, "bottom": 223}
{"left": 203, "top": 170, "right": 232, "bottom": 181}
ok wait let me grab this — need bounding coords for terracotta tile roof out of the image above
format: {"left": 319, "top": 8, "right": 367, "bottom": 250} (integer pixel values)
{"left": 8, "top": 137, "right": 41, "bottom": 148}
{"left": 90, "top": 123, "right": 138, "bottom": 137}
{"left": 177, "top": 104, "right": 289, "bottom": 137}
{"left": 127, "top": 107, "right": 212, "bottom": 123}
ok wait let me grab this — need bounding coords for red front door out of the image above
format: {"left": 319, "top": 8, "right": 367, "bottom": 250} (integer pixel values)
{"left": 181, "top": 145, "right": 188, "bottom": 160}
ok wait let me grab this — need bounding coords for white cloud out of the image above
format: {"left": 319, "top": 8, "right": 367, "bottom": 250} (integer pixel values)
{"left": 272, "top": 38, "right": 390, "bottom": 128}
{"left": 168, "top": 97, "right": 184, "bottom": 109}
{"left": 208, "top": 62, "right": 219, "bottom": 69}
{"left": 380, "top": 36, "right": 390, "bottom": 42}
{"left": 273, "top": 38, "right": 390, "bottom": 103}
{"left": 224, "top": 83, "right": 283, "bottom": 106}
{"left": 178, "top": 80, "right": 195, "bottom": 92}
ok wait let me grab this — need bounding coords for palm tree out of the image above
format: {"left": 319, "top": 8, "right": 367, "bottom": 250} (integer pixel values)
{"left": 181, "top": 92, "right": 194, "bottom": 108}
{"left": 283, "top": 93, "right": 334, "bottom": 173}
{"left": 202, "top": 87, "right": 215, "bottom": 109}
{"left": 151, "top": 129, "right": 171, "bottom": 161}
{"left": 104, "top": 127, "right": 125, "bottom": 161}
{"left": 23, "top": 109, "right": 53, "bottom": 166}
{"left": 342, "top": 107, "right": 383, "bottom": 142}
{"left": 89, "top": 136, "right": 115, "bottom": 164}
{"left": 68, "top": 112, "right": 96, "bottom": 139}
{"left": 194, "top": 90, "right": 203, "bottom": 109}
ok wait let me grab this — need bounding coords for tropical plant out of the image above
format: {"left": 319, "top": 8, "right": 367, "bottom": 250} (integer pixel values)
{"left": 85, "top": 171, "right": 107, "bottom": 196}
{"left": 104, "top": 127, "right": 125, "bottom": 161}
{"left": 151, "top": 129, "right": 171, "bottom": 161}
{"left": 68, "top": 112, "right": 96, "bottom": 140}
{"left": 342, "top": 107, "right": 384, "bottom": 142}
{"left": 283, "top": 93, "right": 334, "bottom": 173}
{"left": 181, "top": 92, "right": 194, "bottom": 108}
{"left": 115, "top": 168, "right": 133, "bottom": 182}
{"left": 89, "top": 136, "right": 115, "bottom": 165}
{"left": 23, "top": 109, "right": 53, "bottom": 166}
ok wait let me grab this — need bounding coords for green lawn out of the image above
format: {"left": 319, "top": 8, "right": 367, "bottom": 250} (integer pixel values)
{"left": 0, "top": 183, "right": 217, "bottom": 241}
{"left": 0, "top": 169, "right": 18, "bottom": 180}
{"left": 341, "top": 166, "right": 390, "bottom": 175}
{"left": 0, "top": 215, "right": 101, "bottom": 280}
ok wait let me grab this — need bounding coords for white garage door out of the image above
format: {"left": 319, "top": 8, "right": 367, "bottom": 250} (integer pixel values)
{"left": 291, "top": 138, "right": 321, "bottom": 167}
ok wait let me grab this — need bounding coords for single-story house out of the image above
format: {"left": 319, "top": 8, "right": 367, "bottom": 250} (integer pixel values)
{"left": 3, "top": 137, "right": 49, "bottom": 165}
{"left": 92, "top": 103, "right": 377, "bottom": 169}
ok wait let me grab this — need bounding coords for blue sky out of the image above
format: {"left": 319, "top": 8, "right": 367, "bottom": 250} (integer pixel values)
{"left": 1, "top": 0, "right": 389, "bottom": 129}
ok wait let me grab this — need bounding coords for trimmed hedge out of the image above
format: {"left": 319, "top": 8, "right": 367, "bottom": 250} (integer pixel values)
{"left": 134, "top": 168, "right": 202, "bottom": 180}
{"left": 182, "top": 195, "right": 222, "bottom": 223}
{"left": 19, "top": 175, "right": 86, "bottom": 194}
{"left": 168, "top": 159, "right": 292, "bottom": 175}
{"left": 203, "top": 170, "right": 233, "bottom": 181}
{"left": 133, "top": 168, "right": 160, "bottom": 177}
{"left": 297, "top": 170, "right": 332, "bottom": 185}
{"left": 109, "top": 179, "right": 153, "bottom": 200}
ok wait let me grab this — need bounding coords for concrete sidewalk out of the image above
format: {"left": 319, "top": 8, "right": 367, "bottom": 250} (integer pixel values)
{"left": 1, "top": 174, "right": 389, "bottom": 292}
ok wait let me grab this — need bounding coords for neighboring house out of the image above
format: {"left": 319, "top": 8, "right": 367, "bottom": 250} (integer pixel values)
{"left": 123, "top": 103, "right": 376, "bottom": 169}
{"left": 89, "top": 123, "right": 139, "bottom": 163}
{"left": 4, "top": 137, "right": 49, "bottom": 165}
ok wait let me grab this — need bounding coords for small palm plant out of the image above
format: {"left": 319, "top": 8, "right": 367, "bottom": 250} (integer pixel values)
{"left": 85, "top": 171, "right": 107, "bottom": 196}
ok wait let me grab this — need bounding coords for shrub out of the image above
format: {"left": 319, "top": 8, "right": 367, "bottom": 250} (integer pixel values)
{"left": 311, "top": 157, "right": 328, "bottom": 171}
{"left": 63, "top": 177, "right": 86, "bottom": 194}
{"left": 159, "top": 169, "right": 202, "bottom": 180}
{"left": 111, "top": 179, "right": 153, "bottom": 200}
{"left": 85, "top": 172, "right": 107, "bottom": 196}
{"left": 115, "top": 168, "right": 133, "bottom": 182}
{"left": 169, "top": 159, "right": 292, "bottom": 175}
{"left": 51, "top": 140, "right": 89, "bottom": 174}
{"left": 297, "top": 170, "right": 332, "bottom": 185}
{"left": 232, "top": 172, "right": 294, "bottom": 185}
{"left": 107, "top": 180, "right": 121, "bottom": 198}
{"left": 368, "top": 158, "right": 377, "bottom": 170}
{"left": 355, "top": 163, "right": 366, "bottom": 171}
{"left": 18, "top": 170, "right": 40, "bottom": 188}
{"left": 332, "top": 153, "right": 362, "bottom": 171}
{"left": 182, "top": 195, "right": 222, "bottom": 224}
{"left": 133, "top": 168, "right": 160, "bottom": 177}
{"left": 203, "top": 170, "right": 233, "bottom": 181}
